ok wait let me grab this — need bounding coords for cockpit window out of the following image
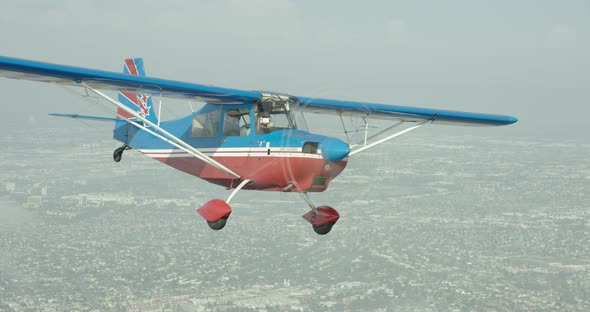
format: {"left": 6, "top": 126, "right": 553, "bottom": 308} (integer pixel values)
{"left": 192, "top": 108, "right": 221, "bottom": 137}
{"left": 223, "top": 108, "right": 251, "bottom": 136}
{"left": 255, "top": 97, "right": 297, "bottom": 134}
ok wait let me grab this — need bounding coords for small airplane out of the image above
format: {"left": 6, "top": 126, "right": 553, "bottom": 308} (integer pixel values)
{"left": 0, "top": 56, "right": 517, "bottom": 235}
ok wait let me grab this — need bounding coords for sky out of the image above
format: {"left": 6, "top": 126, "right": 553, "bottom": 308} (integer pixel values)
{"left": 0, "top": 0, "right": 589, "bottom": 139}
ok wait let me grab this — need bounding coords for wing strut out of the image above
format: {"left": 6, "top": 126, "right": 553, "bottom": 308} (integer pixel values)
{"left": 351, "top": 120, "right": 405, "bottom": 148}
{"left": 81, "top": 83, "right": 241, "bottom": 179}
{"left": 338, "top": 112, "right": 352, "bottom": 144}
{"left": 349, "top": 120, "right": 428, "bottom": 156}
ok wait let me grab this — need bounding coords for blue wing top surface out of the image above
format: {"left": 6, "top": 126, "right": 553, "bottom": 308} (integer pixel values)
{"left": 0, "top": 56, "right": 260, "bottom": 104}
{"left": 297, "top": 97, "right": 518, "bottom": 126}
{"left": 0, "top": 56, "right": 517, "bottom": 126}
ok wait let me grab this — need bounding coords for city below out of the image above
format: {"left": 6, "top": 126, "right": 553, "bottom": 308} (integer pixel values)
{"left": 1, "top": 127, "right": 589, "bottom": 311}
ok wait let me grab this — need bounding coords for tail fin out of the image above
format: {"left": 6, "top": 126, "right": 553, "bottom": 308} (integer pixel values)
{"left": 116, "top": 58, "right": 158, "bottom": 126}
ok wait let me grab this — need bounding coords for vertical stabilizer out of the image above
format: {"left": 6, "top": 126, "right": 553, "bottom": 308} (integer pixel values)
{"left": 116, "top": 58, "right": 158, "bottom": 126}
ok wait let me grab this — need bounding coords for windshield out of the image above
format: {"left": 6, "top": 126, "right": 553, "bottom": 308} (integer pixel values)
{"left": 255, "top": 97, "right": 297, "bottom": 134}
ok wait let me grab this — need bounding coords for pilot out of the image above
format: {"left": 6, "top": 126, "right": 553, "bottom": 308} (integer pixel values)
{"left": 256, "top": 103, "right": 273, "bottom": 133}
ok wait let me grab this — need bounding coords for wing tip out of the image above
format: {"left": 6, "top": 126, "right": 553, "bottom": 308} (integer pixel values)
{"left": 503, "top": 115, "right": 518, "bottom": 125}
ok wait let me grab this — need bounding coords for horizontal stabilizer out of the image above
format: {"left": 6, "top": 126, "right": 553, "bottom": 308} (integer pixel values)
{"left": 49, "top": 113, "right": 119, "bottom": 122}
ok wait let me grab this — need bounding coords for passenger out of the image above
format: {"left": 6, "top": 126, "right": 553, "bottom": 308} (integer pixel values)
{"left": 223, "top": 110, "right": 241, "bottom": 136}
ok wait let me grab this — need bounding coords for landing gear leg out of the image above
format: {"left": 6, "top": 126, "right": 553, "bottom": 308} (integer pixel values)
{"left": 113, "top": 144, "right": 131, "bottom": 162}
{"left": 299, "top": 193, "right": 340, "bottom": 235}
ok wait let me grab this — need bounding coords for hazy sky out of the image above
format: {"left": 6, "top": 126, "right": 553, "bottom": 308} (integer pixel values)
{"left": 1, "top": 0, "right": 588, "bottom": 139}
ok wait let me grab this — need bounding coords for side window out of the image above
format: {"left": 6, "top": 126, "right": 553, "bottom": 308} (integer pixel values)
{"left": 223, "top": 109, "right": 250, "bottom": 136}
{"left": 192, "top": 109, "right": 221, "bottom": 137}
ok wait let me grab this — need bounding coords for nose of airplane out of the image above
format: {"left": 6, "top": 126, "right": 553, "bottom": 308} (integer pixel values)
{"left": 321, "top": 138, "right": 351, "bottom": 162}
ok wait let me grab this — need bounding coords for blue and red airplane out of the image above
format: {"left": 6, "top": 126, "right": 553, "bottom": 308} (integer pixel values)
{"left": 0, "top": 56, "right": 517, "bottom": 235}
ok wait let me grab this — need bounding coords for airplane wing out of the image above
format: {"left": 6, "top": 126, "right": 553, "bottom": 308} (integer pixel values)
{"left": 0, "top": 56, "right": 517, "bottom": 126}
{"left": 296, "top": 97, "right": 517, "bottom": 126}
{"left": 0, "top": 56, "right": 260, "bottom": 104}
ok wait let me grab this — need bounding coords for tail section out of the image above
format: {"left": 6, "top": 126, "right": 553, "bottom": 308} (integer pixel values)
{"left": 116, "top": 58, "right": 158, "bottom": 126}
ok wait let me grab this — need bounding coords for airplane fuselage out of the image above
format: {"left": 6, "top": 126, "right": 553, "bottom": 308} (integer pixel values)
{"left": 113, "top": 103, "right": 348, "bottom": 192}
